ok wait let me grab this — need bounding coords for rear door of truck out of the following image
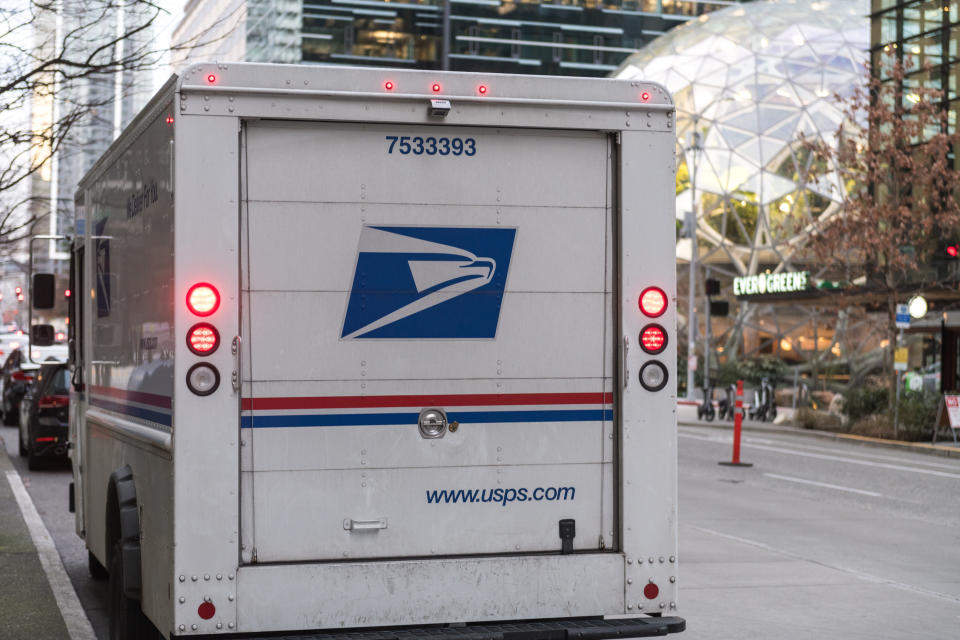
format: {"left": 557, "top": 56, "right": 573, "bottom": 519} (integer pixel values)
{"left": 238, "top": 120, "right": 616, "bottom": 563}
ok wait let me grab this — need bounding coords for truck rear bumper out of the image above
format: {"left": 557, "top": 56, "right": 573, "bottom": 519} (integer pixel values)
{"left": 185, "top": 616, "right": 685, "bottom": 639}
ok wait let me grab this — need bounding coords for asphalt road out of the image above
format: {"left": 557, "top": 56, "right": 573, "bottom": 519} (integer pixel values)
{"left": 678, "top": 425, "right": 960, "bottom": 639}
{"left": 3, "top": 420, "right": 960, "bottom": 639}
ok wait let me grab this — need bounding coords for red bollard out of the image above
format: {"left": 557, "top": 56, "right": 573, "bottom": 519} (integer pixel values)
{"left": 719, "top": 379, "right": 753, "bottom": 467}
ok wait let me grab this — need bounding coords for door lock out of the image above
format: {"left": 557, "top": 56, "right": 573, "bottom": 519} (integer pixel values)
{"left": 418, "top": 408, "right": 447, "bottom": 439}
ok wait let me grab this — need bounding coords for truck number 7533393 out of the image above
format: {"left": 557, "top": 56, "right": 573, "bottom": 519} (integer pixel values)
{"left": 386, "top": 135, "right": 476, "bottom": 156}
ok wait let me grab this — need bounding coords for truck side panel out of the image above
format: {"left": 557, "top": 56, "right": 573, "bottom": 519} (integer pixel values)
{"left": 79, "top": 98, "right": 176, "bottom": 628}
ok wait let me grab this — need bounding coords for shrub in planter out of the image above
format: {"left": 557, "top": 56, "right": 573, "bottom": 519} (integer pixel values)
{"left": 842, "top": 387, "right": 889, "bottom": 422}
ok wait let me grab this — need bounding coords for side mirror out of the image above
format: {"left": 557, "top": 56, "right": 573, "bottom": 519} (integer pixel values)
{"left": 31, "top": 324, "right": 55, "bottom": 347}
{"left": 32, "top": 273, "right": 55, "bottom": 309}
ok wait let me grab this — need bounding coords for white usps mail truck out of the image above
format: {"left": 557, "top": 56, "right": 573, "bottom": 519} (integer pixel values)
{"left": 66, "top": 63, "right": 682, "bottom": 639}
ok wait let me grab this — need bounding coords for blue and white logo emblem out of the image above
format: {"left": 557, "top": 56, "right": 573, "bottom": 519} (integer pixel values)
{"left": 342, "top": 226, "right": 516, "bottom": 339}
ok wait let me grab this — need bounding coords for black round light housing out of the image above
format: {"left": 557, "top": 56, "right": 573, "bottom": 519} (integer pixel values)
{"left": 186, "top": 322, "right": 220, "bottom": 356}
{"left": 639, "top": 361, "right": 668, "bottom": 392}
{"left": 639, "top": 323, "right": 668, "bottom": 355}
{"left": 186, "top": 363, "right": 220, "bottom": 396}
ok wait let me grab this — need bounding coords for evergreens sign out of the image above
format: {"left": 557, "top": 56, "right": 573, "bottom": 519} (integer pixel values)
{"left": 733, "top": 271, "right": 810, "bottom": 297}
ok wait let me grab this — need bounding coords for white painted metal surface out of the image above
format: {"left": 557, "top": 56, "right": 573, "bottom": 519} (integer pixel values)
{"left": 73, "top": 63, "right": 678, "bottom": 637}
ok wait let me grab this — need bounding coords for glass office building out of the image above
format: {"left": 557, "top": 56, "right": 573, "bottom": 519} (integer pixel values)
{"left": 871, "top": 1, "right": 960, "bottom": 130}
{"left": 175, "top": 0, "right": 746, "bottom": 76}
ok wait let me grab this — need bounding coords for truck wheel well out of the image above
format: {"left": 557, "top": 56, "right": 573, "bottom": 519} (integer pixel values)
{"left": 105, "top": 465, "right": 142, "bottom": 600}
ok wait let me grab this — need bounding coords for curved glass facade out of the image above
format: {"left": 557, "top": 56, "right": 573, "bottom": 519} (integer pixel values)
{"left": 614, "top": 0, "right": 868, "bottom": 271}
{"left": 613, "top": 0, "right": 871, "bottom": 368}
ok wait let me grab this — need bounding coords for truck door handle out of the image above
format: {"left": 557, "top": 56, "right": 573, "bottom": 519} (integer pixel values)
{"left": 231, "top": 335, "right": 242, "bottom": 393}
{"left": 343, "top": 518, "right": 387, "bottom": 531}
{"left": 623, "top": 335, "right": 629, "bottom": 388}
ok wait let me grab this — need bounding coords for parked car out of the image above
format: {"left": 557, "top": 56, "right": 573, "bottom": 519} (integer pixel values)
{"left": 18, "top": 363, "right": 70, "bottom": 469}
{"left": 0, "top": 349, "right": 40, "bottom": 426}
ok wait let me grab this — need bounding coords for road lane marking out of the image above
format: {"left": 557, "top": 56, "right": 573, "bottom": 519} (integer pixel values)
{"left": 763, "top": 472, "right": 883, "bottom": 497}
{"left": 679, "top": 431, "right": 960, "bottom": 479}
{"left": 5, "top": 470, "right": 97, "bottom": 640}
{"left": 680, "top": 426, "right": 960, "bottom": 470}
{"left": 690, "top": 525, "right": 960, "bottom": 605}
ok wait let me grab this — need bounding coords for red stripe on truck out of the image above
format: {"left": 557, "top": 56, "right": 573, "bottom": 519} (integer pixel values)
{"left": 242, "top": 392, "right": 613, "bottom": 412}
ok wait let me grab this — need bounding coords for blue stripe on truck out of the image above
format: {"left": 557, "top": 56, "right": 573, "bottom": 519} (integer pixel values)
{"left": 242, "top": 409, "right": 613, "bottom": 428}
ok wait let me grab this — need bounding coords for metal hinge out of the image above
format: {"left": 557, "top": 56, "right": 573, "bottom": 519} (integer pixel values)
{"left": 615, "top": 131, "right": 622, "bottom": 145}
{"left": 251, "top": 547, "right": 258, "bottom": 563}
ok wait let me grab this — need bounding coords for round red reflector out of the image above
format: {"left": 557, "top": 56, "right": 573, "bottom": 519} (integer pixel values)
{"left": 639, "top": 287, "right": 667, "bottom": 317}
{"left": 206, "top": 74, "right": 217, "bottom": 84}
{"left": 187, "top": 283, "right": 220, "bottom": 317}
{"left": 478, "top": 84, "right": 488, "bottom": 94}
{"left": 644, "top": 582, "right": 660, "bottom": 600}
{"left": 198, "top": 601, "right": 216, "bottom": 619}
{"left": 187, "top": 323, "right": 220, "bottom": 356}
{"left": 640, "top": 324, "right": 667, "bottom": 354}
{"left": 432, "top": 83, "right": 441, "bottom": 92}
{"left": 641, "top": 91, "right": 651, "bottom": 102}
{"left": 384, "top": 81, "right": 394, "bottom": 91}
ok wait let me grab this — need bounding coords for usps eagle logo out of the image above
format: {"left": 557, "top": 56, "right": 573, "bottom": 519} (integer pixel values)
{"left": 341, "top": 226, "right": 516, "bottom": 339}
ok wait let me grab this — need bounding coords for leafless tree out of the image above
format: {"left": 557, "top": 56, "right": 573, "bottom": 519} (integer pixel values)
{"left": 0, "top": 0, "right": 239, "bottom": 253}
{"left": 805, "top": 52, "right": 960, "bottom": 402}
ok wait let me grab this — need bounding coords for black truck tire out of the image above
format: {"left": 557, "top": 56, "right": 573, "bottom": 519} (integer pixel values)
{"left": 89, "top": 550, "right": 109, "bottom": 581}
{"left": 108, "top": 539, "right": 153, "bottom": 640}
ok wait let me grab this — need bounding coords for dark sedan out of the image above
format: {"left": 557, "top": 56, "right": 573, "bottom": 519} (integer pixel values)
{"left": 18, "top": 362, "right": 70, "bottom": 469}
{"left": 0, "top": 348, "right": 39, "bottom": 425}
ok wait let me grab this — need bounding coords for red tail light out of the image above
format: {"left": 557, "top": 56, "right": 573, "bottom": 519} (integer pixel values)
{"left": 38, "top": 395, "right": 69, "bottom": 409}
{"left": 187, "top": 323, "right": 220, "bottom": 356}
{"left": 639, "top": 286, "right": 667, "bottom": 317}
{"left": 186, "top": 283, "right": 220, "bottom": 317}
{"left": 640, "top": 324, "right": 667, "bottom": 354}
{"left": 12, "top": 371, "right": 34, "bottom": 382}
{"left": 35, "top": 436, "right": 57, "bottom": 443}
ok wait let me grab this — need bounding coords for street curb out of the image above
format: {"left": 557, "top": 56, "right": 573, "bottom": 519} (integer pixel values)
{"left": 0, "top": 434, "right": 74, "bottom": 640}
{"left": 678, "top": 419, "right": 960, "bottom": 459}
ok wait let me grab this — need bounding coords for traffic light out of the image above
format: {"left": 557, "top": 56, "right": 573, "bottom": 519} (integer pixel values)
{"left": 710, "top": 300, "right": 730, "bottom": 317}
{"left": 706, "top": 278, "right": 721, "bottom": 296}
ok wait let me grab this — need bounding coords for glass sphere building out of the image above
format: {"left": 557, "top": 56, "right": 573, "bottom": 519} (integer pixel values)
{"left": 615, "top": 0, "right": 867, "bottom": 273}
{"left": 613, "top": 0, "right": 869, "bottom": 368}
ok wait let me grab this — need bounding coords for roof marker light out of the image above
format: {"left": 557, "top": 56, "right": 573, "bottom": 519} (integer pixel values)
{"left": 165, "top": 115, "right": 174, "bottom": 124}
{"left": 206, "top": 74, "right": 217, "bottom": 84}
{"left": 186, "top": 283, "right": 220, "bottom": 317}
{"left": 384, "top": 81, "right": 394, "bottom": 91}
{"left": 431, "top": 82, "right": 441, "bottom": 93}
{"left": 478, "top": 84, "right": 488, "bottom": 95}
{"left": 641, "top": 91, "right": 651, "bottom": 102}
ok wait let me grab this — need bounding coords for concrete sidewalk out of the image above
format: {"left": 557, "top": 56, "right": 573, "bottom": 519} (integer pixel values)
{"left": 0, "top": 435, "right": 71, "bottom": 640}
{"left": 676, "top": 402, "right": 960, "bottom": 458}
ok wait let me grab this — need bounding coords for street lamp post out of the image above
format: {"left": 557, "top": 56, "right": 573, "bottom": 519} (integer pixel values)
{"left": 686, "top": 130, "right": 703, "bottom": 400}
